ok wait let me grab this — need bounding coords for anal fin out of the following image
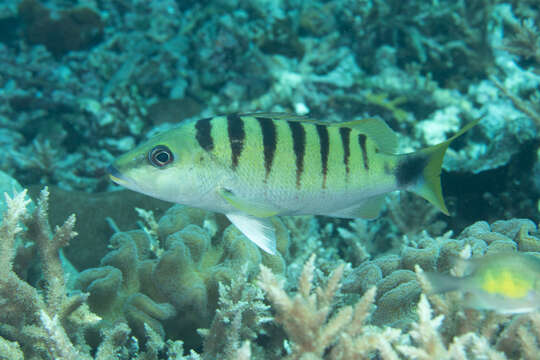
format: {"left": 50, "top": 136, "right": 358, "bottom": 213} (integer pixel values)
{"left": 327, "top": 195, "right": 385, "bottom": 219}
{"left": 226, "top": 213, "right": 277, "bottom": 255}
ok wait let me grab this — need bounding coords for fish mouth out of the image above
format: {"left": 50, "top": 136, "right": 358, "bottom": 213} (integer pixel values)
{"left": 107, "top": 164, "right": 129, "bottom": 185}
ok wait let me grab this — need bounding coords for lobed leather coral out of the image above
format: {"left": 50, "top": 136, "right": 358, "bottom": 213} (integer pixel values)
{"left": 76, "top": 204, "right": 289, "bottom": 348}
{"left": 76, "top": 229, "right": 177, "bottom": 341}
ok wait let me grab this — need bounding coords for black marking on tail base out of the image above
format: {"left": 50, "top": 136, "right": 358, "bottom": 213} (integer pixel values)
{"left": 395, "top": 155, "right": 427, "bottom": 188}
{"left": 257, "top": 117, "right": 277, "bottom": 182}
{"left": 339, "top": 127, "right": 351, "bottom": 177}
{"left": 288, "top": 121, "right": 306, "bottom": 189}
{"left": 358, "top": 134, "right": 369, "bottom": 170}
{"left": 227, "top": 114, "right": 245, "bottom": 170}
{"left": 195, "top": 117, "right": 214, "bottom": 151}
{"left": 316, "top": 124, "right": 329, "bottom": 188}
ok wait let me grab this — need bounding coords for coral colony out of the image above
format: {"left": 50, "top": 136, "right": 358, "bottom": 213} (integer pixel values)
{"left": 0, "top": 0, "right": 539, "bottom": 359}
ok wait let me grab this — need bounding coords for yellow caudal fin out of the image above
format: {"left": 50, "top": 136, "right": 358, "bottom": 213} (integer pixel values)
{"left": 399, "top": 117, "right": 481, "bottom": 215}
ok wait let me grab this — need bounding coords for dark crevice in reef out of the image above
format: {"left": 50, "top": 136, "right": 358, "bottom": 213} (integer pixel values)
{"left": 444, "top": 140, "right": 539, "bottom": 234}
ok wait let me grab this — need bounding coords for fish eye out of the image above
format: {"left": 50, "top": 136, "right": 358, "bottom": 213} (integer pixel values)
{"left": 149, "top": 145, "right": 174, "bottom": 167}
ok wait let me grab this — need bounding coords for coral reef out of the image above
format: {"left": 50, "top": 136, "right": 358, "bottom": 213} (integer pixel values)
{"left": 258, "top": 255, "right": 389, "bottom": 359}
{"left": 0, "top": 170, "right": 25, "bottom": 215}
{"left": 0, "top": 188, "right": 91, "bottom": 359}
{"left": 1, "top": 0, "right": 540, "bottom": 358}
{"left": 0, "top": 188, "right": 202, "bottom": 359}
{"left": 1, "top": 186, "right": 539, "bottom": 359}
{"left": 76, "top": 204, "right": 288, "bottom": 350}
{"left": 198, "top": 267, "right": 272, "bottom": 359}
{"left": 257, "top": 254, "right": 540, "bottom": 360}
{"left": 0, "top": 0, "right": 537, "bottom": 216}
{"left": 341, "top": 217, "right": 540, "bottom": 327}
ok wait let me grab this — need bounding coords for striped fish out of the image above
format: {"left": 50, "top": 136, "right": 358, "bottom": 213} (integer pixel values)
{"left": 108, "top": 113, "right": 478, "bottom": 254}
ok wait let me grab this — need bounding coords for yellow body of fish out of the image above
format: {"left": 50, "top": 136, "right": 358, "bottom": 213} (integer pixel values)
{"left": 482, "top": 269, "right": 531, "bottom": 299}
{"left": 108, "top": 113, "right": 478, "bottom": 254}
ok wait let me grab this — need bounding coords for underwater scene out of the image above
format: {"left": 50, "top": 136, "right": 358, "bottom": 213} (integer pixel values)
{"left": 0, "top": 0, "right": 539, "bottom": 359}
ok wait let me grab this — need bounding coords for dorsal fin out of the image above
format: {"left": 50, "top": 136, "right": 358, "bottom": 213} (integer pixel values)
{"left": 338, "top": 118, "right": 398, "bottom": 153}
{"left": 239, "top": 113, "right": 398, "bottom": 152}
{"left": 239, "top": 112, "right": 310, "bottom": 122}
{"left": 239, "top": 112, "right": 334, "bottom": 126}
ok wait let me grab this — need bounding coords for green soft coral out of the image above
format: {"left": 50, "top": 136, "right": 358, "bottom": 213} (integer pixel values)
{"left": 77, "top": 204, "right": 289, "bottom": 349}
{"left": 76, "top": 229, "right": 176, "bottom": 340}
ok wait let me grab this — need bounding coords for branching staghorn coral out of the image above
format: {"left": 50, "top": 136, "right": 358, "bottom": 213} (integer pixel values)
{"left": 516, "top": 313, "right": 540, "bottom": 359}
{"left": 495, "top": 312, "right": 540, "bottom": 360}
{"left": 0, "top": 188, "right": 89, "bottom": 359}
{"left": 198, "top": 266, "right": 272, "bottom": 359}
{"left": 258, "top": 254, "right": 401, "bottom": 359}
{"left": 396, "top": 294, "right": 507, "bottom": 360}
{"left": 490, "top": 75, "right": 540, "bottom": 127}
{"left": 502, "top": 18, "right": 540, "bottom": 65}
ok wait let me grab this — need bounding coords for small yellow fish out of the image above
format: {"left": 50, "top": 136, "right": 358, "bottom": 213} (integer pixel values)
{"left": 107, "top": 113, "right": 478, "bottom": 254}
{"left": 425, "top": 252, "right": 540, "bottom": 314}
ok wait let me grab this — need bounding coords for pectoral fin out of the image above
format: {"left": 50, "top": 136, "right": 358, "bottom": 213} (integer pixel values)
{"left": 218, "top": 187, "right": 279, "bottom": 218}
{"left": 226, "top": 213, "right": 277, "bottom": 254}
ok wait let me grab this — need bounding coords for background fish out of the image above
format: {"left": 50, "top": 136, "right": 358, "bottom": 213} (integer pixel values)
{"left": 425, "top": 252, "right": 540, "bottom": 314}
{"left": 108, "top": 113, "right": 478, "bottom": 254}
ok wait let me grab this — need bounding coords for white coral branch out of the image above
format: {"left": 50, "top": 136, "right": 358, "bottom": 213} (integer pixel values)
{"left": 52, "top": 214, "right": 78, "bottom": 249}
{"left": 0, "top": 190, "right": 30, "bottom": 271}
{"left": 259, "top": 256, "right": 403, "bottom": 359}
{"left": 39, "top": 310, "right": 88, "bottom": 360}
{"left": 397, "top": 295, "right": 445, "bottom": 359}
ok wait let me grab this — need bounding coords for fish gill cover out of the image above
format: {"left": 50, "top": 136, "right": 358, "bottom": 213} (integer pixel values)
{"left": 0, "top": 0, "right": 539, "bottom": 359}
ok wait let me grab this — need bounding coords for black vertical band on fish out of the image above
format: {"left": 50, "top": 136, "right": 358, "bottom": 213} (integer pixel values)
{"left": 195, "top": 117, "right": 214, "bottom": 151}
{"left": 316, "top": 124, "right": 329, "bottom": 189}
{"left": 288, "top": 121, "right": 306, "bottom": 189}
{"left": 339, "top": 127, "right": 351, "bottom": 178}
{"left": 227, "top": 114, "right": 245, "bottom": 170}
{"left": 256, "top": 117, "right": 277, "bottom": 182}
{"left": 358, "top": 134, "right": 369, "bottom": 170}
